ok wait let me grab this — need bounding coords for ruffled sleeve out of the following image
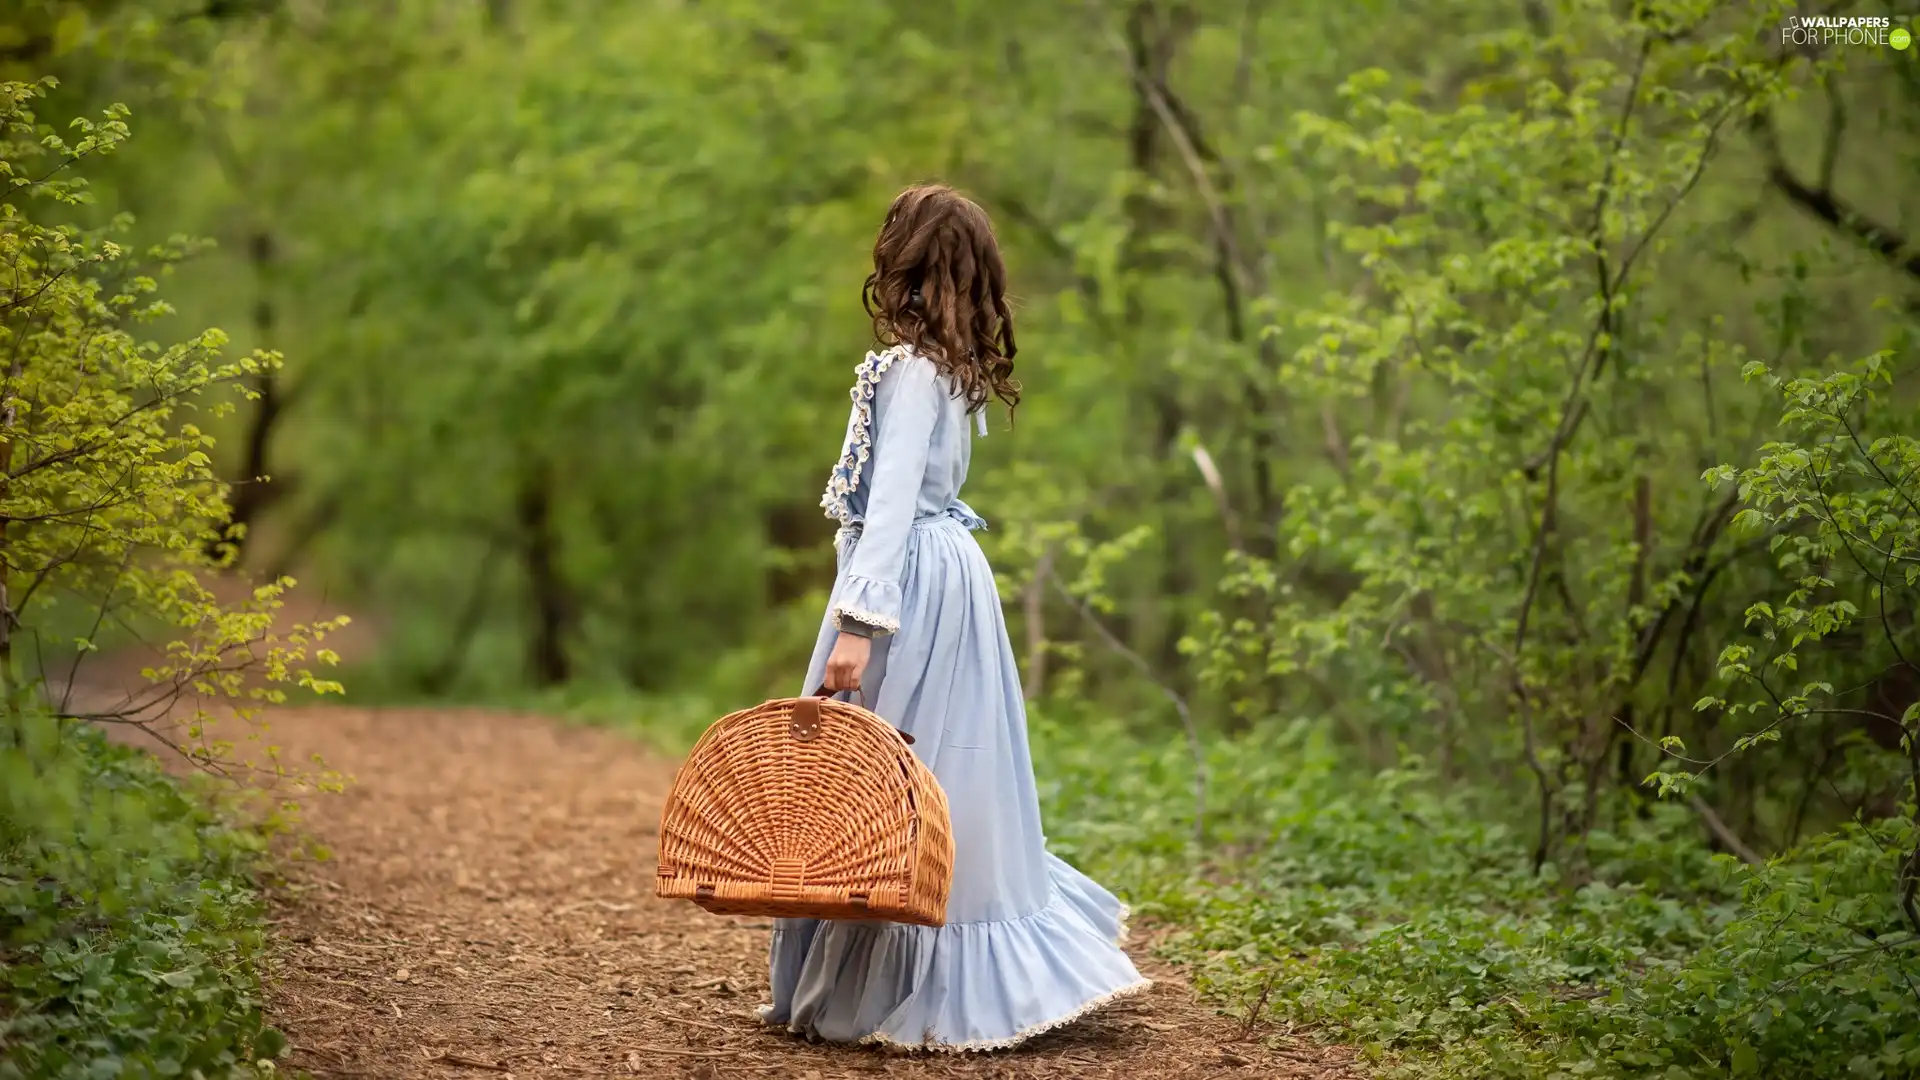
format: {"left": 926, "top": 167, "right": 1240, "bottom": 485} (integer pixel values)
{"left": 828, "top": 353, "right": 942, "bottom": 637}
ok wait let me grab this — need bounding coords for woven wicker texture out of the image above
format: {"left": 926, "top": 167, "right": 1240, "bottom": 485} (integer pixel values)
{"left": 655, "top": 693, "right": 953, "bottom": 927}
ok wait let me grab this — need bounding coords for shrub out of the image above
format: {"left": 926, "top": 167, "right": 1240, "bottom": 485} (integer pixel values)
{"left": 1, "top": 719, "right": 283, "bottom": 1079}
{"left": 1031, "top": 713, "right": 1920, "bottom": 1079}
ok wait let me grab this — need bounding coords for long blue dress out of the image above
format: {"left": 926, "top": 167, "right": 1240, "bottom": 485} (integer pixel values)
{"left": 759, "top": 344, "right": 1151, "bottom": 1051}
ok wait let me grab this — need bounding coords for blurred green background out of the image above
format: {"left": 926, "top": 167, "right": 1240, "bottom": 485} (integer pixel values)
{"left": 4, "top": 0, "right": 1920, "bottom": 1077}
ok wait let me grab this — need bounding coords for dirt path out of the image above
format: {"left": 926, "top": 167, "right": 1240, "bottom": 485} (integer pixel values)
{"left": 255, "top": 705, "right": 1360, "bottom": 1080}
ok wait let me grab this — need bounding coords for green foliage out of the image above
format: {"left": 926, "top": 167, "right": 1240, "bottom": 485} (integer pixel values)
{"left": 0, "top": 77, "right": 344, "bottom": 767}
{"left": 0, "top": 76, "right": 332, "bottom": 1080}
{"left": 1035, "top": 715, "right": 1920, "bottom": 1079}
{"left": 23, "top": 0, "right": 1920, "bottom": 1075}
{"left": 1177, "top": 0, "right": 1917, "bottom": 878}
{"left": 1680, "top": 349, "right": 1920, "bottom": 943}
{"left": 0, "top": 719, "right": 280, "bottom": 1079}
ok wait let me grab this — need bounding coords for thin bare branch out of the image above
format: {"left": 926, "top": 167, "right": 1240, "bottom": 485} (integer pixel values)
{"left": 1690, "top": 794, "right": 1763, "bottom": 865}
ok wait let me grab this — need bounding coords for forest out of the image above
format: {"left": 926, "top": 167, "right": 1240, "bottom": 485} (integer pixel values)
{"left": 2, "top": 0, "right": 1918, "bottom": 1077}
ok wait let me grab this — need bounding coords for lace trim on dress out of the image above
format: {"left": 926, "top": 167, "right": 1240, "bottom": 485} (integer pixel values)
{"left": 819, "top": 345, "right": 912, "bottom": 525}
{"left": 758, "top": 979, "right": 1154, "bottom": 1055}
{"left": 831, "top": 606, "right": 901, "bottom": 635}
{"left": 856, "top": 978, "right": 1153, "bottom": 1054}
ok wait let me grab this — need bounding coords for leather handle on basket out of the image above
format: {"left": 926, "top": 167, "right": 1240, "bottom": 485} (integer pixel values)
{"left": 805, "top": 685, "right": 915, "bottom": 745}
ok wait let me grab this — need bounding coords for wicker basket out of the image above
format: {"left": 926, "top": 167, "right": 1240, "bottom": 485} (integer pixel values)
{"left": 654, "top": 691, "right": 953, "bottom": 927}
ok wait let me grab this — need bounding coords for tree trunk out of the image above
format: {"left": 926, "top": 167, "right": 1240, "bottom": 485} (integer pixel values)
{"left": 421, "top": 540, "right": 501, "bottom": 696}
{"left": 0, "top": 347, "right": 20, "bottom": 717}
{"left": 1121, "top": 0, "right": 1199, "bottom": 680}
{"left": 516, "top": 465, "right": 572, "bottom": 687}
{"left": 209, "top": 229, "right": 288, "bottom": 564}
{"left": 1024, "top": 548, "right": 1054, "bottom": 700}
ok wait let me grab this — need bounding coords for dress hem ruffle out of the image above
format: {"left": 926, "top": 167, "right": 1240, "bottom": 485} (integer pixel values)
{"left": 756, "top": 977, "right": 1155, "bottom": 1055}
{"left": 757, "top": 861, "right": 1148, "bottom": 1054}
{"left": 855, "top": 976, "right": 1154, "bottom": 1053}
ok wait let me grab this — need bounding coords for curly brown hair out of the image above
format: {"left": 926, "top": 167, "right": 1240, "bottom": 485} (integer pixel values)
{"left": 862, "top": 184, "right": 1020, "bottom": 416}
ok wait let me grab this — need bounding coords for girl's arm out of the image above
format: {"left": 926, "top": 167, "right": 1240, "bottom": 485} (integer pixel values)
{"left": 829, "top": 355, "right": 941, "bottom": 637}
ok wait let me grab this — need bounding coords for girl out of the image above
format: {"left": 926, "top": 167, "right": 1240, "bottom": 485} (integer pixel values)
{"left": 760, "top": 185, "right": 1151, "bottom": 1051}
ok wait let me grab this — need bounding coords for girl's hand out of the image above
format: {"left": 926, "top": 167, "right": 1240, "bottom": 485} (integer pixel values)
{"left": 824, "top": 632, "right": 871, "bottom": 692}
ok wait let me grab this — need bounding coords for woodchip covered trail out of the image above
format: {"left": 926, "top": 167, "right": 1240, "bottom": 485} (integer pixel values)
{"left": 252, "top": 705, "right": 1362, "bottom": 1079}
